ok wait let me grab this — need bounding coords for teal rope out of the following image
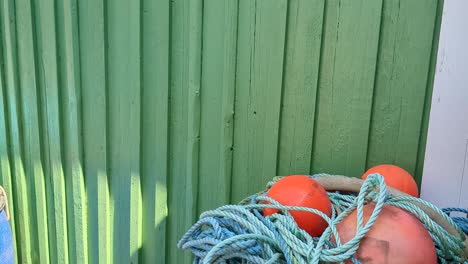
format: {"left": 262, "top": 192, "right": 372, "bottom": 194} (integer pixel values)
{"left": 178, "top": 174, "right": 467, "bottom": 263}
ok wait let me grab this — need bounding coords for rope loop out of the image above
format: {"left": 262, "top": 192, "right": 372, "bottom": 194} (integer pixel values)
{"left": 178, "top": 174, "right": 468, "bottom": 263}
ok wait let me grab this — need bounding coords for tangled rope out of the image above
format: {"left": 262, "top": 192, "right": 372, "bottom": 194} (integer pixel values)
{"left": 443, "top": 208, "right": 468, "bottom": 234}
{"left": 178, "top": 174, "right": 467, "bottom": 263}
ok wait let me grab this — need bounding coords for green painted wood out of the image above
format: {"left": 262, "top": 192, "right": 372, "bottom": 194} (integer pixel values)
{"left": 198, "top": 0, "right": 238, "bottom": 214}
{"left": 141, "top": 0, "right": 170, "bottom": 263}
{"left": 56, "top": 0, "right": 88, "bottom": 262}
{"left": 231, "top": 0, "right": 288, "bottom": 203}
{"left": 366, "top": 0, "right": 438, "bottom": 184}
{"left": 78, "top": 0, "right": 110, "bottom": 263}
{"left": 311, "top": 0, "right": 383, "bottom": 177}
{"left": 107, "top": 0, "right": 142, "bottom": 262}
{"left": 0, "top": 1, "right": 33, "bottom": 262}
{"left": 0, "top": 1, "right": 443, "bottom": 263}
{"left": 15, "top": 0, "right": 50, "bottom": 262}
{"left": 0, "top": 34, "right": 18, "bottom": 264}
{"left": 416, "top": 0, "right": 444, "bottom": 187}
{"left": 167, "top": 0, "right": 203, "bottom": 262}
{"left": 33, "top": 0, "right": 70, "bottom": 262}
{"left": 277, "top": 0, "right": 325, "bottom": 176}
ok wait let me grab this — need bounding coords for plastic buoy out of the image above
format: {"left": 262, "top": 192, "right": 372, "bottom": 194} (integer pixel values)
{"left": 362, "top": 164, "right": 419, "bottom": 197}
{"left": 263, "top": 175, "right": 332, "bottom": 237}
{"left": 335, "top": 204, "right": 437, "bottom": 264}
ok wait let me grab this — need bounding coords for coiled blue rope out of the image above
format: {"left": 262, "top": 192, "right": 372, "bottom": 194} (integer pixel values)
{"left": 178, "top": 174, "right": 467, "bottom": 263}
{"left": 443, "top": 208, "right": 468, "bottom": 234}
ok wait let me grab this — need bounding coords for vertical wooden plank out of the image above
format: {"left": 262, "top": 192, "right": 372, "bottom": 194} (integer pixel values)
{"left": 311, "top": 0, "right": 383, "bottom": 177}
{"left": 79, "top": 0, "right": 110, "bottom": 263}
{"left": 33, "top": 0, "right": 69, "bottom": 262}
{"left": 277, "top": 0, "right": 325, "bottom": 176}
{"left": 107, "top": 0, "right": 142, "bottom": 262}
{"left": 416, "top": 0, "right": 444, "bottom": 186}
{"left": 0, "top": 0, "right": 33, "bottom": 262}
{"left": 167, "top": 0, "right": 202, "bottom": 262}
{"left": 14, "top": 0, "right": 50, "bottom": 262}
{"left": 420, "top": 0, "right": 467, "bottom": 207}
{"left": 56, "top": 0, "right": 88, "bottom": 262}
{"left": 140, "top": 0, "right": 169, "bottom": 263}
{"left": 197, "top": 0, "right": 238, "bottom": 213}
{"left": 366, "top": 0, "right": 438, "bottom": 183}
{"left": 0, "top": 38, "right": 18, "bottom": 264}
{"left": 231, "top": 0, "right": 288, "bottom": 202}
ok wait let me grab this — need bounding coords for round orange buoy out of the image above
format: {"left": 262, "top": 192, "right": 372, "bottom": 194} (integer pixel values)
{"left": 335, "top": 204, "right": 437, "bottom": 264}
{"left": 362, "top": 164, "right": 419, "bottom": 197}
{"left": 263, "top": 175, "right": 332, "bottom": 237}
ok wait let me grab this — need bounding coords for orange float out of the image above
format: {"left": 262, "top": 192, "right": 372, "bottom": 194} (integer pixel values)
{"left": 335, "top": 203, "right": 437, "bottom": 264}
{"left": 263, "top": 175, "right": 332, "bottom": 237}
{"left": 362, "top": 164, "right": 419, "bottom": 197}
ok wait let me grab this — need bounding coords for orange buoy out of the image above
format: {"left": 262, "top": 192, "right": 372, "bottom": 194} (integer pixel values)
{"left": 335, "top": 204, "right": 437, "bottom": 264}
{"left": 263, "top": 175, "right": 332, "bottom": 237}
{"left": 362, "top": 164, "right": 419, "bottom": 197}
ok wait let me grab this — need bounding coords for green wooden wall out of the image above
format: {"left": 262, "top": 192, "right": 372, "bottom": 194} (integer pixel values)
{"left": 0, "top": 0, "right": 442, "bottom": 263}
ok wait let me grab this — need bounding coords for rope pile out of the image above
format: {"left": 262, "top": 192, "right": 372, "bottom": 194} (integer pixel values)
{"left": 443, "top": 208, "right": 468, "bottom": 234}
{"left": 178, "top": 174, "right": 468, "bottom": 263}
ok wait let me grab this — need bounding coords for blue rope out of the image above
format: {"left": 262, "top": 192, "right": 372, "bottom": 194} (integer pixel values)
{"left": 178, "top": 174, "right": 468, "bottom": 264}
{"left": 443, "top": 208, "right": 468, "bottom": 234}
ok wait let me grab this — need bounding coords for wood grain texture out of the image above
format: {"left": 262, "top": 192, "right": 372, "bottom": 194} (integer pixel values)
{"left": 277, "top": 0, "right": 325, "bottom": 176}
{"left": 0, "top": 31, "right": 18, "bottom": 263}
{"left": 416, "top": 0, "right": 444, "bottom": 187}
{"left": 33, "top": 0, "right": 70, "bottom": 261}
{"left": 167, "top": 0, "right": 203, "bottom": 262}
{"left": 78, "top": 0, "right": 110, "bottom": 263}
{"left": 311, "top": 0, "right": 383, "bottom": 177}
{"left": 366, "top": 0, "right": 438, "bottom": 184}
{"left": 231, "top": 0, "right": 288, "bottom": 203}
{"left": 15, "top": 0, "right": 49, "bottom": 262}
{"left": 56, "top": 0, "right": 88, "bottom": 262}
{"left": 1, "top": 0, "right": 33, "bottom": 262}
{"left": 141, "top": 0, "right": 170, "bottom": 263}
{"left": 0, "top": 0, "right": 443, "bottom": 262}
{"left": 198, "top": 0, "right": 238, "bottom": 214}
{"left": 107, "top": 0, "right": 142, "bottom": 262}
